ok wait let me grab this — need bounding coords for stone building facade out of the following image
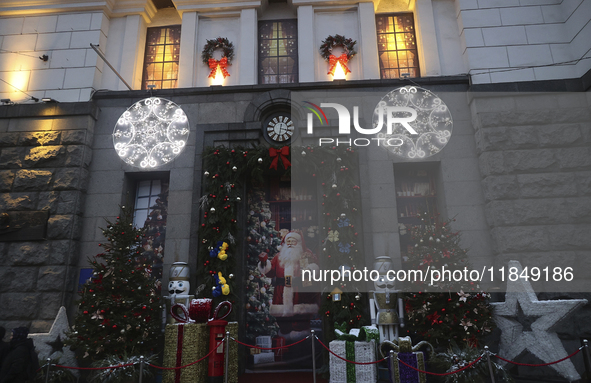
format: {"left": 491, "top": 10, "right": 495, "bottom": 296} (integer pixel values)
{"left": 1, "top": 0, "right": 591, "bottom": 380}
{"left": 1, "top": 103, "right": 96, "bottom": 331}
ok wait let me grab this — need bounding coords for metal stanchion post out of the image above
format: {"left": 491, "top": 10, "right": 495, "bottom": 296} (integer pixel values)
{"left": 224, "top": 331, "right": 230, "bottom": 383}
{"left": 484, "top": 346, "right": 496, "bottom": 383}
{"left": 389, "top": 350, "right": 395, "bottom": 383}
{"left": 583, "top": 339, "right": 591, "bottom": 380}
{"left": 139, "top": 355, "right": 144, "bottom": 383}
{"left": 311, "top": 330, "right": 317, "bottom": 383}
{"left": 45, "top": 357, "right": 51, "bottom": 383}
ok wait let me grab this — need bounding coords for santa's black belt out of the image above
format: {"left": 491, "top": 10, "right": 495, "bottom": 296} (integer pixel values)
{"left": 275, "top": 277, "right": 292, "bottom": 287}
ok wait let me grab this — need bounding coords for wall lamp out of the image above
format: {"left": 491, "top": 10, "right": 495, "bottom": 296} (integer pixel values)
{"left": 41, "top": 98, "right": 58, "bottom": 103}
{"left": 1, "top": 99, "right": 14, "bottom": 105}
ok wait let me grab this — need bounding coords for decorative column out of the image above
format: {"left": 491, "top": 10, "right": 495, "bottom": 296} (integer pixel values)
{"left": 119, "top": 14, "right": 144, "bottom": 90}
{"left": 413, "top": 0, "right": 441, "bottom": 76}
{"left": 357, "top": 2, "right": 380, "bottom": 80}
{"left": 298, "top": 5, "right": 315, "bottom": 82}
{"left": 239, "top": 8, "right": 257, "bottom": 85}
{"left": 178, "top": 11, "right": 198, "bottom": 88}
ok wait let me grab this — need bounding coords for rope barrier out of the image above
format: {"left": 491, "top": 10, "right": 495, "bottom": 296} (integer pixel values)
{"left": 493, "top": 347, "right": 582, "bottom": 367}
{"left": 44, "top": 337, "right": 584, "bottom": 375}
{"left": 397, "top": 354, "right": 484, "bottom": 376}
{"left": 231, "top": 335, "right": 309, "bottom": 350}
{"left": 149, "top": 340, "right": 225, "bottom": 370}
{"left": 314, "top": 336, "right": 389, "bottom": 365}
{"left": 53, "top": 362, "right": 136, "bottom": 370}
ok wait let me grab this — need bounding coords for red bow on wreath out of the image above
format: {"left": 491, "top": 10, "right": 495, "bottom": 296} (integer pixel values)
{"left": 328, "top": 54, "right": 351, "bottom": 76}
{"left": 269, "top": 146, "right": 291, "bottom": 170}
{"left": 208, "top": 57, "right": 230, "bottom": 79}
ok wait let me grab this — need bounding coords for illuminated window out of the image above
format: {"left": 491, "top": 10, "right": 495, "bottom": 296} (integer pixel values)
{"left": 142, "top": 26, "right": 181, "bottom": 90}
{"left": 258, "top": 20, "right": 298, "bottom": 84}
{"left": 376, "top": 14, "right": 420, "bottom": 79}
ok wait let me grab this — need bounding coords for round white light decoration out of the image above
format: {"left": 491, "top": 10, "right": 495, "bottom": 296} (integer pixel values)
{"left": 372, "top": 86, "right": 452, "bottom": 159}
{"left": 113, "top": 97, "right": 189, "bottom": 168}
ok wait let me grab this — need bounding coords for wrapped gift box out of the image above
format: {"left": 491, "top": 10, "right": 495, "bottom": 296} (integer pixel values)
{"left": 163, "top": 322, "right": 238, "bottom": 383}
{"left": 272, "top": 336, "right": 287, "bottom": 361}
{"left": 252, "top": 352, "right": 275, "bottom": 365}
{"left": 256, "top": 335, "right": 272, "bottom": 353}
{"left": 329, "top": 340, "right": 377, "bottom": 383}
{"left": 391, "top": 351, "right": 426, "bottom": 383}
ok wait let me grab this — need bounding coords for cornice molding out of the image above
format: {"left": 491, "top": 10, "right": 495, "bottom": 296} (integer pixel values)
{"left": 0, "top": 0, "right": 156, "bottom": 21}
{"left": 172, "top": 0, "right": 260, "bottom": 14}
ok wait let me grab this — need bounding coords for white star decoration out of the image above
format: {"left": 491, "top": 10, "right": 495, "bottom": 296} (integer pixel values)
{"left": 30, "top": 306, "right": 79, "bottom": 377}
{"left": 113, "top": 97, "right": 190, "bottom": 168}
{"left": 491, "top": 261, "right": 587, "bottom": 381}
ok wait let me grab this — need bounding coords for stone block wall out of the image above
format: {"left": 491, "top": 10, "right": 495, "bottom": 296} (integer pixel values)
{"left": 471, "top": 92, "right": 591, "bottom": 377}
{"left": 0, "top": 11, "right": 108, "bottom": 103}
{"left": 0, "top": 102, "right": 96, "bottom": 332}
{"left": 471, "top": 92, "right": 591, "bottom": 275}
{"left": 456, "top": 0, "right": 591, "bottom": 84}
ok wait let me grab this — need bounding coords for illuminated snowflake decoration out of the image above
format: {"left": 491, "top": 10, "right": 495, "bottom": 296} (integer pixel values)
{"left": 372, "top": 86, "right": 452, "bottom": 159}
{"left": 113, "top": 97, "right": 189, "bottom": 168}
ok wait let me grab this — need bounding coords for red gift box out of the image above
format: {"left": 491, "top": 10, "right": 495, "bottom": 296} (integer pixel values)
{"left": 272, "top": 336, "right": 287, "bottom": 360}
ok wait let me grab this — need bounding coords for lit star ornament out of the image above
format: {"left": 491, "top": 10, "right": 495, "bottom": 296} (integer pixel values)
{"left": 113, "top": 97, "right": 189, "bottom": 168}
{"left": 491, "top": 261, "right": 586, "bottom": 381}
{"left": 29, "top": 306, "right": 79, "bottom": 377}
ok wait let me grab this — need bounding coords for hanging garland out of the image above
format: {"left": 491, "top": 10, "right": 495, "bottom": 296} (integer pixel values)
{"left": 201, "top": 37, "right": 234, "bottom": 78}
{"left": 197, "top": 145, "right": 366, "bottom": 329}
{"left": 319, "top": 35, "right": 357, "bottom": 76}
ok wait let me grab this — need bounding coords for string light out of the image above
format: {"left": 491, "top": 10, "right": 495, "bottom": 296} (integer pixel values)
{"left": 113, "top": 97, "right": 190, "bottom": 168}
{"left": 372, "top": 86, "right": 453, "bottom": 159}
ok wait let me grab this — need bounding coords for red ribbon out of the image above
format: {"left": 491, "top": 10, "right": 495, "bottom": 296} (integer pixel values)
{"left": 269, "top": 146, "right": 291, "bottom": 170}
{"left": 175, "top": 324, "right": 184, "bottom": 383}
{"left": 328, "top": 54, "right": 351, "bottom": 76}
{"left": 208, "top": 57, "right": 230, "bottom": 79}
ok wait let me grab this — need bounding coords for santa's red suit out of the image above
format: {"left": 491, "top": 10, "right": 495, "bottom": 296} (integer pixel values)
{"left": 258, "top": 232, "right": 319, "bottom": 317}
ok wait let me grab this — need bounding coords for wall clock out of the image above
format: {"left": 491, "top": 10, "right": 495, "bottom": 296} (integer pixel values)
{"left": 263, "top": 112, "right": 294, "bottom": 144}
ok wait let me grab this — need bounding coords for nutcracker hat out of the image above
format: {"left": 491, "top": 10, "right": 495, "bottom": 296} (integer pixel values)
{"left": 169, "top": 261, "right": 190, "bottom": 281}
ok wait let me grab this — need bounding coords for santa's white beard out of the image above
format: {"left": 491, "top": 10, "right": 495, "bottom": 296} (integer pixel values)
{"left": 278, "top": 244, "right": 303, "bottom": 268}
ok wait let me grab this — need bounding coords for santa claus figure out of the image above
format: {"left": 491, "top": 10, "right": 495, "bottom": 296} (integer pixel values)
{"left": 258, "top": 231, "right": 320, "bottom": 317}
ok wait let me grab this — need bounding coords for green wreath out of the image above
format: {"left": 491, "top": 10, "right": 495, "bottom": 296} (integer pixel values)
{"left": 201, "top": 37, "right": 235, "bottom": 64}
{"left": 319, "top": 34, "right": 357, "bottom": 61}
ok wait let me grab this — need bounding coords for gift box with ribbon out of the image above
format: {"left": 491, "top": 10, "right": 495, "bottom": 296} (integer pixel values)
{"left": 329, "top": 324, "right": 379, "bottom": 383}
{"left": 163, "top": 322, "right": 208, "bottom": 383}
{"left": 379, "top": 336, "right": 433, "bottom": 383}
{"left": 272, "top": 336, "right": 287, "bottom": 360}
{"left": 164, "top": 301, "right": 239, "bottom": 383}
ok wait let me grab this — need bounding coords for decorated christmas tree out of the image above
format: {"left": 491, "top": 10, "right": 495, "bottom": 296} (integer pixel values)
{"left": 138, "top": 185, "right": 168, "bottom": 282}
{"left": 244, "top": 190, "right": 281, "bottom": 341}
{"left": 404, "top": 213, "right": 495, "bottom": 347}
{"left": 291, "top": 147, "right": 368, "bottom": 338}
{"left": 66, "top": 206, "right": 163, "bottom": 360}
